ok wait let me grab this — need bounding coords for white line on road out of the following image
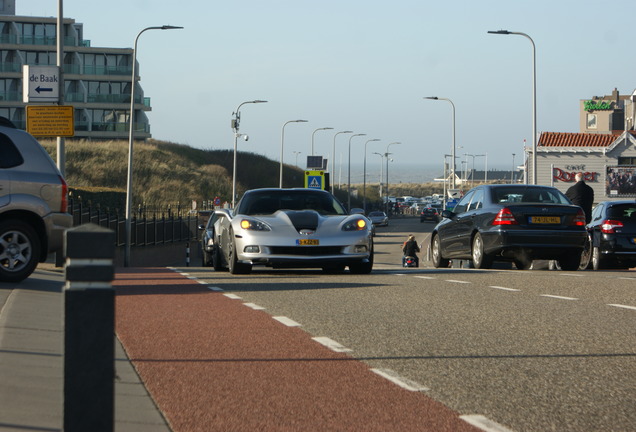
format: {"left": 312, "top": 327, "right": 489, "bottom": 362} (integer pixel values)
{"left": 196, "top": 280, "right": 208, "bottom": 285}
{"left": 559, "top": 273, "right": 585, "bottom": 277}
{"left": 540, "top": 294, "right": 578, "bottom": 301}
{"left": 273, "top": 316, "right": 302, "bottom": 327}
{"left": 460, "top": 414, "right": 515, "bottom": 432}
{"left": 370, "top": 368, "right": 429, "bottom": 392}
{"left": 608, "top": 304, "right": 636, "bottom": 311}
{"left": 489, "top": 286, "right": 520, "bottom": 292}
{"left": 312, "top": 337, "right": 353, "bottom": 352}
{"left": 445, "top": 279, "right": 471, "bottom": 284}
{"left": 208, "top": 286, "right": 224, "bottom": 292}
{"left": 223, "top": 293, "right": 242, "bottom": 300}
{"left": 415, "top": 276, "right": 437, "bottom": 280}
{"left": 243, "top": 302, "right": 266, "bottom": 310}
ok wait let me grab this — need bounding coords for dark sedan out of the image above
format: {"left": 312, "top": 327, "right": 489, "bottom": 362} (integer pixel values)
{"left": 420, "top": 207, "right": 441, "bottom": 223}
{"left": 430, "top": 184, "right": 588, "bottom": 270}
{"left": 586, "top": 200, "right": 636, "bottom": 270}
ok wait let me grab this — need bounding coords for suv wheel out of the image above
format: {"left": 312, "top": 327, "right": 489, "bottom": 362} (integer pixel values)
{"left": 0, "top": 220, "right": 41, "bottom": 283}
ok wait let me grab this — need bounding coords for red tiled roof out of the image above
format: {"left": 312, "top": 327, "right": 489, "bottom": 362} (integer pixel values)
{"left": 539, "top": 131, "right": 636, "bottom": 148}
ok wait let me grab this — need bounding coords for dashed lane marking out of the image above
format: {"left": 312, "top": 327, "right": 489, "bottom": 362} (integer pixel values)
{"left": 540, "top": 294, "right": 578, "bottom": 301}
{"left": 445, "top": 279, "right": 471, "bottom": 284}
{"left": 223, "top": 293, "right": 242, "bottom": 300}
{"left": 208, "top": 286, "right": 224, "bottom": 292}
{"left": 460, "top": 414, "right": 515, "bottom": 432}
{"left": 243, "top": 302, "right": 266, "bottom": 310}
{"left": 415, "top": 276, "right": 437, "bottom": 280}
{"left": 489, "top": 286, "right": 520, "bottom": 292}
{"left": 273, "top": 316, "right": 302, "bottom": 327}
{"left": 608, "top": 304, "right": 636, "bottom": 311}
{"left": 312, "top": 337, "right": 353, "bottom": 353}
{"left": 370, "top": 368, "right": 429, "bottom": 392}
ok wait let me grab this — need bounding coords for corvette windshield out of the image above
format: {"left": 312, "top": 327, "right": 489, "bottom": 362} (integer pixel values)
{"left": 239, "top": 190, "right": 347, "bottom": 216}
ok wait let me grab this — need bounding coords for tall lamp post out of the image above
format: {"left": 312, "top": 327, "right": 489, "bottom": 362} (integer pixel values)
{"left": 331, "top": 131, "right": 353, "bottom": 190}
{"left": 488, "top": 30, "right": 536, "bottom": 185}
{"left": 292, "top": 151, "right": 302, "bottom": 167}
{"left": 311, "top": 127, "right": 333, "bottom": 156}
{"left": 347, "top": 134, "right": 366, "bottom": 211}
{"left": 474, "top": 153, "right": 487, "bottom": 183}
{"left": 125, "top": 24, "right": 183, "bottom": 267}
{"left": 280, "top": 120, "right": 308, "bottom": 187}
{"left": 385, "top": 142, "right": 401, "bottom": 214}
{"left": 231, "top": 100, "right": 267, "bottom": 208}
{"left": 464, "top": 153, "right": 476, "bottom": 188}
{"left": 424, "top": 96, "right": 456, "bottom": 189}
{"left": 363, "top": 138, "right": 380, "bottom": 213}
{"left": 372, "top": 152, "right": 384, "bottom": 198}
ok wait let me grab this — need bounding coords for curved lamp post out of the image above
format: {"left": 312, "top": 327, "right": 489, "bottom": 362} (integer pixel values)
{"left": 372, "top": 152, "right": 384, "bottom": 198}
{"left": 385, "top": 142, "right": 401, "bottom": 213}
{"left": 424, "top": 96, "right": 456, "bottom": 189}
{"left": 231, "top": 100, "right": 267, "bottom": 208}
{"left": 311, "top": 127, "right": 333, "bottom": 156}
{"left": 125, "top": 24, "right": 183, "bottom": 267}
{"left": 331, "top": 131, "right": 353, "bottom": 189}
{"left": 280, "top": 120, "right": 308, "bottom": 187}
{"left": 347, "top": 133, "right": 366, "bottom": 211}
{"left": 363, "top": 139, "right": 380, "bottom": 213}
{"left": 488, "top": 30, "right": 536, "bottom": 184}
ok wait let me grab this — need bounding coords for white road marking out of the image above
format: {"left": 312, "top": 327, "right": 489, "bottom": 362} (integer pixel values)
{"left": 460, "top": 414, "right": 515, "bottom": 432}
{"left": 243, "top": 302, "right": 266, "bottom": 310}
{"left": 223, "top": 293, "right": 242, "bottom": 300}
{"left": 370, "top": 368, "right": 429, "bottom": 392}
{"left": 415, "top": 276, "right": 437, "bottom": 280}
{"left": 559, "top": 273, "right": 585, "bottom": 277}
{"left": 196, "top": 280, "right": 208, "bottom": 284}
{"left": 273, "top": 316, "right": 302, "bottom": 327}
{"left": 617, "top": 277, "right": 636, "bottom": 281}
{"left": 186, "top": 276, "right": 198, "bottom": 280}
{"left": 489, "top": 286, "right": 520, "bottom": 292}
{"left": 540, "top": 294, "right": 578, "bottom": 301}
{"left": 445, "top": 279, "right": 471, "bottom": 284}
{"left": 208, "top": 286, "right": 224, "bottom": 292}
{"left": 608, "top": 304, "right": 636, "bottom": 311}
{"left": 312, "top": 337, "right": 352, "bottom": 353}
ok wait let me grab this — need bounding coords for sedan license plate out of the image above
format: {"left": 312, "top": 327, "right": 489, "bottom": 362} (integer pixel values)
{"left": 296, "top": 239, "right": 319, "bottom": 246}
{"left": 529, "top": 216, "right": 561, "bottom": 224}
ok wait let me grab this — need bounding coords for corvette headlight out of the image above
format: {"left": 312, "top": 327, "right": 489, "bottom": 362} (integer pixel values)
{"left": 342, "top": 218, "right": 367, "bottom": 231}
{"left": 240, "top": 218, "right": 271, "bottom": 231}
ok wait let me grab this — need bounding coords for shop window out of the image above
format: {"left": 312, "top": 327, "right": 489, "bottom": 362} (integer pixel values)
{"left": 586, "top": 113, "right": 597, "bottom": 129}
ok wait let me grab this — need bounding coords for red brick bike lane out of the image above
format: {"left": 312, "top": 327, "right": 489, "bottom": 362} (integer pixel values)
{"left": 113, "top": 267, "right": 482, "bottom": 432}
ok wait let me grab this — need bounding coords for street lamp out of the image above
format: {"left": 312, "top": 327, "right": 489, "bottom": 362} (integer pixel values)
{"left": 231, "top": 100, "right": 268, "bottom": 208}
{"left": 385, "top": 142, "right": 401, "bottom": 214}
{"left": 424, "top": 96, "right": 456, "bottom": 188}
{"left": 311, "top": 127, "right": 333, "bottom": 156}
{"left": 280, "top": 120, "right": 308, "bottom": 187}
{"left": 363, "top": 139, "right": 380, "bottom": 213}
{"left": 347, "top": 134, "right": 366, "bottom": 211}
{"left": 488, "top": 30, "right": 537, "bottom": 184}
{"left": 125, "top": 24, "right": 183, "bottom": 267}
{"left": 474, "top": 154, "right": 487, "bottom": 183}
{"left": 512, "top": 153, "right": 516, "bottom": 183}
{"left": 464, "top": 153, "right": 476, "bottom": 188}
{"left": 292, "top": 150, "right": 302, "bottom": 167}
{"left": 331, "top": 131, "right": 353, "bottom": 189}
{"left": 372, "top": 152, "right": 384, "bottom": 198}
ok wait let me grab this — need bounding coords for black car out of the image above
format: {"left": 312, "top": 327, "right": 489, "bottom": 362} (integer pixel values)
{"left": 430, "top": 184, "right": 588, "bottom": 270}
{"left": 420, "top": 207, "right": 441, "bottom": 223}
{"left": 585, "top": 200, "right": 636, "bottom": 270}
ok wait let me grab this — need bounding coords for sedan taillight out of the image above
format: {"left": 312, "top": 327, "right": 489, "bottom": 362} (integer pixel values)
{"left": 601, "top": 219, "right": 623, "bottom": 234}
{"left": 59, "top": 175, "right": 68, "bottom": 213}
{"left": 492, "top": 207, "right": 518, "bottom": 225}
{"left": 571, "top": 209, "right": 586, "bottom": 226}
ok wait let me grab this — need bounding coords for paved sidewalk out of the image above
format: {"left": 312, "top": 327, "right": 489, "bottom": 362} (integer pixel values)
{"left": 0, "top": 264, "right": 169, "bottom": 432}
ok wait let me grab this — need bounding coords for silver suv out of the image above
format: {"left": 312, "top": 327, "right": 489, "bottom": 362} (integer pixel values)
{"left": 0, "top": 120, "right": 72, "bottom": 282}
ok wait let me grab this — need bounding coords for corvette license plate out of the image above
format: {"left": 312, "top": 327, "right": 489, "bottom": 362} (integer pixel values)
{"left": 296, "top": 239, "right": 319, "bottom": 246}
{"left": 529, "top": 216, "right": 560, "bottom": 224}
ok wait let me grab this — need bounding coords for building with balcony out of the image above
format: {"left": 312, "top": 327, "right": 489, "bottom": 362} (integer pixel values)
{"left": 0, "top": 0, "right": 152, "bottom": 139}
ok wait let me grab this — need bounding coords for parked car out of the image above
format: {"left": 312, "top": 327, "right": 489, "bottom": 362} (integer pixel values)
{"left": 430, "top": 184, "right": 587, "bottom": 270}
{"left": 210, "top": 188, "right": 374, "bottom": 274}
{"left": 420, "top": 207, "right": 441, "bottom": 223}
{"left": 584, "top": 200, "right": 636, "bottom": 270}
{"left": 0, "top": 120, "right": 72, "bottom": 282}
{"left": 367, "top": 211, "right": 388, "bottom": 227}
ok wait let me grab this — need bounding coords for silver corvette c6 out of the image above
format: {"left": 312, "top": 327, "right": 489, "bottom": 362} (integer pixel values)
{"left": 206, "top": 188, "right": 374, "bottom": 274}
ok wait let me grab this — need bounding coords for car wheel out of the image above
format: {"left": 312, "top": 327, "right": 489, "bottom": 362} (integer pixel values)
{"left": 591, "top": 246, "right": 604, "bottom": 271}
{"left": 471, "top": 233, "right": 492, "bottom": 269}
{"left": 349, "top": 247, "right": 374, "bottom": 274}
{"left": 0, "top": 220, "right": 41, "bottom": 283}
{"left": 201, "top": 249, "right": 211, "bottom": 267}
{"left": 229, "top": 237, "right": 251, "bottom": 275}
{"left": 513, "top": 257, "right": 532, "bottom": 270}
{"left": 431, "top": 234, "right": 450, "bottom": 268}
{"left": 212, "top": 244, "right": 226, "bottom": 271}
{"left": 558, "top": 251, "right": 582, "bottom": 271}
{"left": 578, "top": 234, "right": 592, "bottom": 270}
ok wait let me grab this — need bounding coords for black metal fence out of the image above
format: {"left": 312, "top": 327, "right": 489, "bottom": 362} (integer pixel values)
{"left": 68, "top": 199, "right": 199, "bottom": 247}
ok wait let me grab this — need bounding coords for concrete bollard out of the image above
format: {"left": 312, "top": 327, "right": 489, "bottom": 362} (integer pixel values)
{"left": 63, "top": 223, "right": 115, "bottom": 432}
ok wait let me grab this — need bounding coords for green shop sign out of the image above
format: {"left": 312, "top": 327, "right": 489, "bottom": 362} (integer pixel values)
{"left": 584, "top": 100, "right": 612, "bottom": 111}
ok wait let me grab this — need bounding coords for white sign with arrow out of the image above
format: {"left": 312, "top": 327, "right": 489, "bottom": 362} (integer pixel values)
{"left": 23, "top": 65, "right": 60, "bottom": 103}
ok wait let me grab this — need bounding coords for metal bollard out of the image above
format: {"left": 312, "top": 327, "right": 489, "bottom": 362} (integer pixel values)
{"left": 63, "top": 223, "right": 115, "bottom": 432}
{"left": 186, "top": 242, "right": 190, "bottom": 266}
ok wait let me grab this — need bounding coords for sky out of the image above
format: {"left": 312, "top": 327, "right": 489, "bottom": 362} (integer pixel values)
{"left": 23, "top": 0, "right": 636, "bottom": 176}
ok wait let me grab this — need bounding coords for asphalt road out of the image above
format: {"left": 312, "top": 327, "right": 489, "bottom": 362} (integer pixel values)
{"left": 183, "top": 216, "right": 636, "bottom": 432}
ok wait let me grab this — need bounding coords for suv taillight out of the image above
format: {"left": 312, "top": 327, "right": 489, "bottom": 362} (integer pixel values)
{"left": 59, "top": 175, "right": 68, "bottom": 213}
{"left": 492, "top": 207, "right": 518, "bottom": 225}
{"left": 571, "top": 209, "right": 586, "bottom": 226}
{"left": 601, "top": 219, "right": 623, "bottom": 234}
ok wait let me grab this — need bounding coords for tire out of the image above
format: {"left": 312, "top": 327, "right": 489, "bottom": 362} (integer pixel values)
{"left": 431, "top": 234, "right": 450, "bottom": 268}
{"left": 513, "top": 257, "right": 532, "bottom": 270}
{"left": 0, "top": 220, "right": 41, "bottom": 283}
{"left": 578, "top": 234, "right": 592, "bottom": 270}
{"left": 201, "top": 249, "right": 211, "bottom": 267}
{"left": 349, "top": 247, "right": 374, "bottom": 274}
{"left": 592, "top": 246, "right": 604, "bottom": 271}
{"left": 471, "top": 233, "right": 492, "bottom": 269}
{"left": 228, "top": 237, "right": 251, "bottom": 275}
{"left": 558, "top": 251, "right": 582, "bottom": 271}
{"left": 212, "top": 244, "right": 226, "bottom": 271}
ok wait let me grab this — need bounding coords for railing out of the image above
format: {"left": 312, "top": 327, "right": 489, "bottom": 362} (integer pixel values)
{"left": 68, "top": 199, "right": 199, "bottom": 247}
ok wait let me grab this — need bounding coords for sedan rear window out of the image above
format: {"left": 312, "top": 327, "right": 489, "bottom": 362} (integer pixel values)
{"left": 607, "top": 204, "right": 636, "bottom": 219}
{"left": 492, "top": 187, "right": 570, "bottom": 205}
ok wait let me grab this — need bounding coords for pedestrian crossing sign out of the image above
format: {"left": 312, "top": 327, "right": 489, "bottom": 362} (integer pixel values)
{"left": 304, "top": 170, "right": 325, "bottom": 190}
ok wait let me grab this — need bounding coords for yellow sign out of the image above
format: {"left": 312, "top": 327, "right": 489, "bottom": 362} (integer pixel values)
{"left": 304, "top": 170, "right": 325, "bottom": 190}
{"left": 26, "top": 105, "right": 74, "bottom": 137}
